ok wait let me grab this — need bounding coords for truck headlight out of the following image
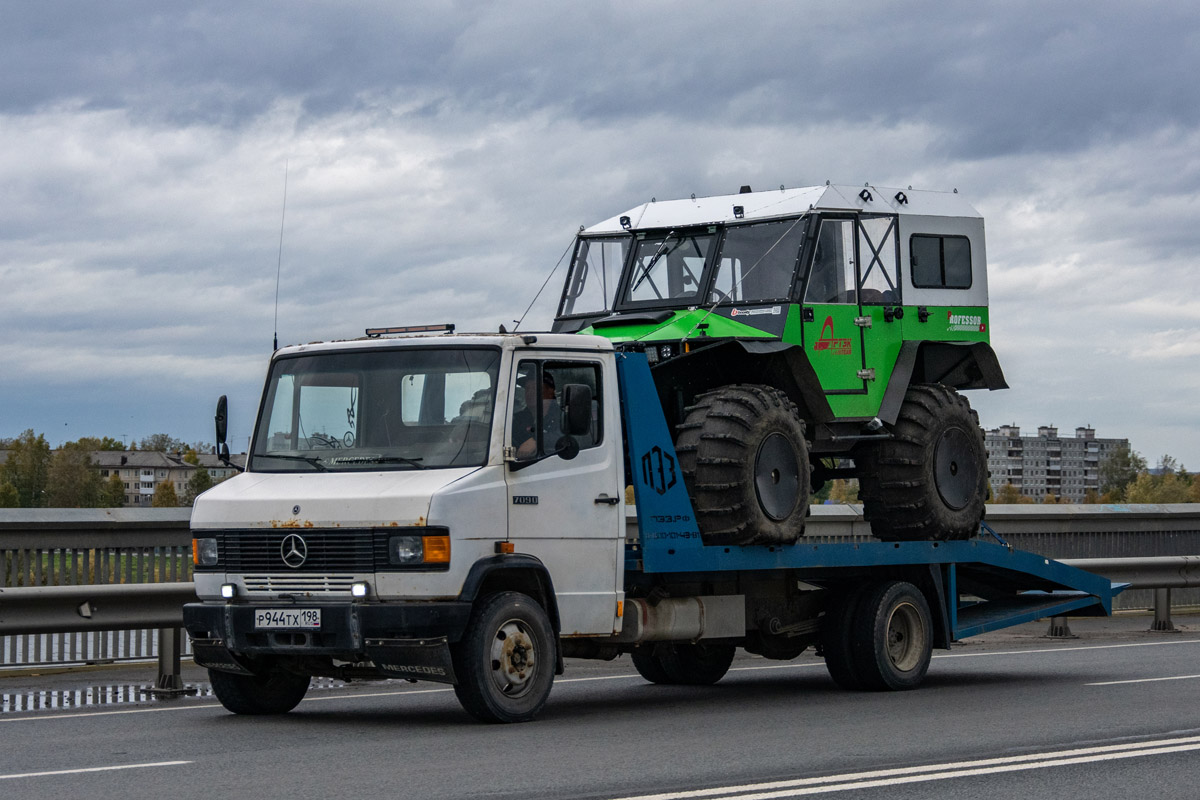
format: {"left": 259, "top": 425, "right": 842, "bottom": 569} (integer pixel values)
{"left": 193, "top": 537, "right": 219, "bottom": 567}
{"left": 388, "top": 535, "right": 424, "bottom": 565}
{"left": 387, "top": 533, "right": 451, "bottom": 566}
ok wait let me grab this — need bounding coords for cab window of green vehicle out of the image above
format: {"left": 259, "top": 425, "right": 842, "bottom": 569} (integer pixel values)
{"left": 622, "top": 231, "right": 714, "bottom": 306}
{"left": 709, "top": 218, "right": 807, "bottom": 304}
{"left": 857, "top": 216, "right": 900, "bottom": 304}
{"left": 805, "top": 219, "right": 856, "bottom": 304}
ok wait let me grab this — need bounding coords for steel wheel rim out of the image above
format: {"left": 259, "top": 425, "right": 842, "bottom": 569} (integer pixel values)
{"left": 934, "top": 427, "right": 979, "bottom": 510}
{"left": 754, "top": 432, "right": 801, "bottom": 521}
{"left": 489, "top": 618, "right": 537, "bottom": 698}
{"left": 885, "top": 602, "right": 925, "bottom": 672}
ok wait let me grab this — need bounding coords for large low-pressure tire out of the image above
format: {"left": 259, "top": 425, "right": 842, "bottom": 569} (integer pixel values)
{"left": 849, "top": 581, "right": 933, "bottom": 691}
{"left": 452, "top": 591, "right": 556, "bottom": 724}
{"left": 676, "top": 384, "right": 811, "bottom": 546}
{"left": 208, "top": 665, "right": 310, "bottom": 715}
{"left": 631, "top": 642, "right": 737, "bottom": 685}
{"left": 856, "top": 384, "right": 987, "bottom": 541}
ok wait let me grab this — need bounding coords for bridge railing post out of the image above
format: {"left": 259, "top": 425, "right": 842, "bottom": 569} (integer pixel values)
{"left": 1150, "top": 588, "right": 1176, "bottom": 632}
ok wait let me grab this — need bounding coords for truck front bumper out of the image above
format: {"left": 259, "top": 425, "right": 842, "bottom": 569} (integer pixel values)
{"left": 183, "top": 600, "right": 472, "bottom": 685}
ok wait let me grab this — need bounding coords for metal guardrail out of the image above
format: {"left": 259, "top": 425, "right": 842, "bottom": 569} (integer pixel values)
{"left": 0, "top": 508, "right": 192, "bottom": 691}
{"left": 3, "top": 505, "right": 1200, "bottom": 686}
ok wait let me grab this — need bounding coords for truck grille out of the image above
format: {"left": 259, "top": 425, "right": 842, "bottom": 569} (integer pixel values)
{"left": 198, "top": 527, "right": 449, "bottom": 574}
{"left": 242, "top": 574, "right": 359, "bottom": 593}
{"left": 216, "top": 529, "right": 376, "bottom": 571}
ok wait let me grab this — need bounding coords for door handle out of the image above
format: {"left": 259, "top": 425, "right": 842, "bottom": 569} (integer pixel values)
{"left": 594, "top": 495, "right": 620, "bottom": 505}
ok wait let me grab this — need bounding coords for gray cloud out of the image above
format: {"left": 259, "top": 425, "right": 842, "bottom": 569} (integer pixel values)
{"left": 2, "top": 1, "right": 1200, "bottom": 465}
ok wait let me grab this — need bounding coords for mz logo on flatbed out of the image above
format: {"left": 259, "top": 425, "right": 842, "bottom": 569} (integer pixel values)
{"left": 641, "top": 446, "right": 678, "bottom": 496}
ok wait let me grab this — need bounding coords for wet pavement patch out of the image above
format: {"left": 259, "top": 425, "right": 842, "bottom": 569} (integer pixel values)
{"left": 0, "top": 677, "right": 349, "bottom": 714}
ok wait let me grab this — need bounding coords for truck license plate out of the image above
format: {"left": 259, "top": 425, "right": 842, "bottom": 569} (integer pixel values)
{"left": 254, "top": 609, "right": 321, "bottom": 629}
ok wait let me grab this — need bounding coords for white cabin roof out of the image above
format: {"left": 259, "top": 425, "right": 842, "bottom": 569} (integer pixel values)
{"left": 583, "top": 184, "right": 981, "bottom": 234}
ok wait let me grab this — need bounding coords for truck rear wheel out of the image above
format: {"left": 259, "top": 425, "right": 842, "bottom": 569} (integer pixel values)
{"left": 452, "top": 591, "right": 555, "bottom": 724}
{"left": 676, "top": 384, "right": 810, "bottom": 545}
{"left": 631, "top": 642, "right": 736, "bottom": 685}
{"left": 820, "top": 586, "right": 867, "bottom": 690}
{"left": 208, "top": 665, "right": 310, "bottom": 715}
{"left": 849, "top": 581, "right": 933, "bottom": 691}
{"left": 856, "top": 384, "right": 986, "bottom": 541}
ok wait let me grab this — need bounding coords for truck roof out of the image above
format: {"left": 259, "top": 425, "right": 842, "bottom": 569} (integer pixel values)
{"left": 274, "top": 332, "right": 614, "bottom": 357}
{"left": 583, "top": 184, "right": 981, "bottom": 234}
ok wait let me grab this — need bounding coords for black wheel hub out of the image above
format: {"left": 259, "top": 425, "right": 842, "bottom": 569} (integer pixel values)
{"left": 934, "top": 427, "right": 981, "bottom": 510}
{"left": 754, "top": 433, "right": 801, "bottom": 521}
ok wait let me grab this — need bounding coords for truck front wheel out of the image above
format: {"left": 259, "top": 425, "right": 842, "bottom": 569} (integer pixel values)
{"left": 208, "top": 665, "right": 310, "bottom": 715}
{"left": 856, "top": 384, "right": 987, "bottom": 541}
{"left": 452, "top": 591, "right": 555, "bottom": 723}
{"left": 676, "top": 384, "right": 811, "bottom": 545}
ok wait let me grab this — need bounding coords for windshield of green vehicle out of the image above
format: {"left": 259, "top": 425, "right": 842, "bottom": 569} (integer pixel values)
{"left": 558, "top": 235, "right": 629, "bottom": 317}
{"left": 620, "top": 231, "right": 715, "bottom": 308}
{"left": 250, "top": 347, "right": 500, "bottom": 472}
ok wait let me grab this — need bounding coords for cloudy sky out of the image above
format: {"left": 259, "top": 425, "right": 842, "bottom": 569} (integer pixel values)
{"left": 3, "top": 1, "right": 1200, "bottom": 466}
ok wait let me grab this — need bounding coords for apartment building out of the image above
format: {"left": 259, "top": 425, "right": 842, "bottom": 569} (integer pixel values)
{"left": 984, "top": 425, "right": 1127, "bottom": 502}
{"left": 92, "top": 451, "right": 241, "bottom": 506}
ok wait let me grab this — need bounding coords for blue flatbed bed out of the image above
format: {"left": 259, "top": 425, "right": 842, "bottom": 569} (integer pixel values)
{"left": 617, "top": 351, "right": 1124, "bottom": 644}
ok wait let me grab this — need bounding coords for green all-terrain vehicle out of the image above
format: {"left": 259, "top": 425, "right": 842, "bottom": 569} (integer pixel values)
{"left": 552, "top": 183, "right": 1007, "bottom": 544}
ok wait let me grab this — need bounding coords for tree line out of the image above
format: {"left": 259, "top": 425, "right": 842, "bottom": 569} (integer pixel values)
{"left": 0, "top": 429, "right": 219, "bottom": 509}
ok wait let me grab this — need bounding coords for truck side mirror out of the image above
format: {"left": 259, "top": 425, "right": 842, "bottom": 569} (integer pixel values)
{"left": 561, "top": 384, "right": 593, "bottom": 437}
{"left": 215, "top": 395, "right": 229, "bottom": 446}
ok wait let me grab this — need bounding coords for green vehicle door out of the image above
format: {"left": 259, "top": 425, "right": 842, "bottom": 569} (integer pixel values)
{"left": 802, "top": 217, "right": 865, "bottom": 394}
{"left": 801, "top": 215, "right": 904, "bottom": 415}
{"left": 855, "top": 215, "right": 905, "bottom": 413}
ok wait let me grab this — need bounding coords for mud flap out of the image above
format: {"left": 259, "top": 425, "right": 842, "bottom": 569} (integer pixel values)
{"left": 190, "top": 638, "right": 256, "bottom": 676}
{"left": 367, "top": 636, "right": 458, "bottom": 685}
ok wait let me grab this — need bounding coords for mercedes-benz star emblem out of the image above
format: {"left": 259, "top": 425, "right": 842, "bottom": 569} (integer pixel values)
{"left": 280, "top": 533, "right": 308, "bottom": 568}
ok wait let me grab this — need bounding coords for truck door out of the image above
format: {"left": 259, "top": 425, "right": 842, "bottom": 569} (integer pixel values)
{"left": 504, "top": 357, "right": 624, "bottom": 636}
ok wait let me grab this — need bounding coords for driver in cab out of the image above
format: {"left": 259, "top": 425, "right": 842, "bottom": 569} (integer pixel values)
{"left": 513, "top": 370, "right": 561, "bottom": 458}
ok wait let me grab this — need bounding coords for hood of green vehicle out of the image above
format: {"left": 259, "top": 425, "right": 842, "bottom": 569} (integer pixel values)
{"left": 580, "top": 308, "right": 780, "bottom": 342}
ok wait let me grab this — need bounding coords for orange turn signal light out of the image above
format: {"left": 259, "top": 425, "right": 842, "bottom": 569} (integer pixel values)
{"left": 423, "top": 535, "right": 451, "bottom": 563}
{"left": 495, "top": 541, "right": 515, "bottom": 555}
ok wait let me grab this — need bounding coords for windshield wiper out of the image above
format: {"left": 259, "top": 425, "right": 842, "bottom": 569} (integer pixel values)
{"left": 328, "top": 455, "right": 426, "bottom": 469}
{"left": 629, "top": 230, "right": 678, "bottom": 294}
{"left": 257, "top": 453, "right": 328, "bottom": 471}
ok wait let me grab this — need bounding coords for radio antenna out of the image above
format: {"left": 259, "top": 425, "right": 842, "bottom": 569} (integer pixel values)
{"left": 273, "top": 160, "right": 289, "bottom": 351}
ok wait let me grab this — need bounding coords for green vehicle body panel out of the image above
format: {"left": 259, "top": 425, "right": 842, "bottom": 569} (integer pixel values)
{"left": 583, "top": 303, "right": 991, "bottom": 420}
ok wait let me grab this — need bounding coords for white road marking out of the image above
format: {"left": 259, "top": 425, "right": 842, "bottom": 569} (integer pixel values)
{"left": 604, "top": 736, "right": 1200, "bottom": 800}
{"left": 1087, "top": 673, "right": 1200, "bottom": 686}
{"left": 0, "top": 760, "right": 191, "bottom": 781}
{"left": 934, "top": 638, "right": 1200, "bottom": 659}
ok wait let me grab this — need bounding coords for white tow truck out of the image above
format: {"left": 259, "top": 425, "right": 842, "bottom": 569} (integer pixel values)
{"left": 184, "top": 325, "right": 1119, "bottom": 723}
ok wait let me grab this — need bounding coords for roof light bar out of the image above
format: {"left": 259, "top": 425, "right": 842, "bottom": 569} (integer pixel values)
{"left": 365, "top": 324, "right": 455, "bottom": 337}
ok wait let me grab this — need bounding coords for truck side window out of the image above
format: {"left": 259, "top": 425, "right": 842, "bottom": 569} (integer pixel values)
{"left": 512, "top": 361, "right": 603, "bottom": 458}
{"left": 910, "top": 234, "right": 972, "bottom": 289}
{"left": 804, "top": 219, "right": 856, "bottom": 304}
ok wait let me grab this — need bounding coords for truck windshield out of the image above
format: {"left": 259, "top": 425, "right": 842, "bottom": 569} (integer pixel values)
{"left": 250, "top": 347, "right": 500, "bottom": 472}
